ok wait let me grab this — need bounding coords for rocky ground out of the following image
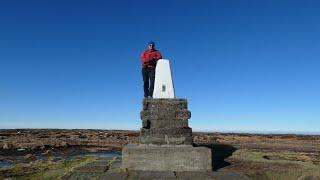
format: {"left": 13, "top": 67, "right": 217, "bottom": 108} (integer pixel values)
{"left": 0, "top": 129, "right": 319, "bottom": 179}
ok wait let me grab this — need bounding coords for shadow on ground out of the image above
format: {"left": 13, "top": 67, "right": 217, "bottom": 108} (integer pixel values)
{"left": 195, "top": 143, "right": 237, "bottom": 171}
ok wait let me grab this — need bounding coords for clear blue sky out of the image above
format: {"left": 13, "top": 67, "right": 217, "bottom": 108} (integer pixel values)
{"left": 1, "top": 0, "right": 319, "bottom": 134}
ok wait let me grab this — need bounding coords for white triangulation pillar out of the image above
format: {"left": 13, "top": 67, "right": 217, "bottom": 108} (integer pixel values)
{"left": 153, "top": 59, "right": 175, "bottom": 98}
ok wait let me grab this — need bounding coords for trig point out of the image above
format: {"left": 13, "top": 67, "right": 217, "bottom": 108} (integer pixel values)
{"left": 122, "top": 59, "right": 212, "bottom": 171}
{"left": 153, "top": 59, "right": 175, "bottom": 99}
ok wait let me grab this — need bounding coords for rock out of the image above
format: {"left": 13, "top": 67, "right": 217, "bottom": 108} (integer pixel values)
{"left": 79, "top": 135, "right": 87, "bottom": 139}
{"left": 3, "top": 143, "right": 10, "bottom": 149}
{"left": 60, "top": 141, "right": 68, "bottom": 147}
{"left": 24, "top": 154, "right": 36, "bottom": 161}
{"left": 127, "top": 170, "right": 176, "bottom": 180}
{"left": 100, "top": 172, "right": 128, "bottom": 180}
{"left": 41, "top": 150, "right": 51, "bottom": 155}
{"left": 61, "top": 172, "right": 98, "bottom": 180}
{"left": 175, "top": 171, "right": 215, "bottom": 180}
{"left": 39, "top": 145, "right": 46, "bottom": 150}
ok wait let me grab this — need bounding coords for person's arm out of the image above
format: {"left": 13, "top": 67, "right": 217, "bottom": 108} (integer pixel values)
{"left": 141, "top": 51, "right": 148, "bottom": 64}
{"left": 155, "top": 51, "right": 162, "bottom": 61}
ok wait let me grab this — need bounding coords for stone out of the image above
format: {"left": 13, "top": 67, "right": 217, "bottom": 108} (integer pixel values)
{"left": 60, "top": 141, "right": 68, "bottom": 147}
{"left": 175, "top": 171, "right": 215, "bottom": 180}
{"left": 139, "top": 99, "right": 192, "bottom": 145}
{"left": 100, "top": 172, "right": 128, "bottom": 180}
{"left": 127, "top": 170, "right": 176, "bottom": 180}
{"left": 211, "top": 172, "right": 249, "bottom": 180}
{"left": 24, "top": 154, "right": 36, "bottom": 161}
{"left": 139, "top": 128, "right": 192, "bottom": 145}
{"left": 108, "top": 158, "right": 122, "bottom": 170}
{"left": 39, "top": 145, "right": 46, "bottom": 150}
{"left": 153, "top": 59, "right": 175, "bottom": 98}
{"left": 41, "top": 149, "right": 52, "bottom": 155}
{"left": 62, "top": 172, "right": 98, "bottom": 180}
{"left": 122, "top": 144, "right": 211, "bottom": 171}
{"left": 2, "top": 143, "right": 10, "bottom": 149}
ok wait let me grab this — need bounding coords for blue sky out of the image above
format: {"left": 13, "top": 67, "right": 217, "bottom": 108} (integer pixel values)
{"left": 0, "top": 0, "right": 319, "bottom": 134}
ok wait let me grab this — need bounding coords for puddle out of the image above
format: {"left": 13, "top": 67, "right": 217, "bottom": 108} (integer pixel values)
{"left": 82, "top": 151, "right": 121, "bottom": 157}
{"left": 0, "top": 159, "right": 13, "bottom": 169}
{"left": 67, "top": 151, "right": 121, "bottom": 160}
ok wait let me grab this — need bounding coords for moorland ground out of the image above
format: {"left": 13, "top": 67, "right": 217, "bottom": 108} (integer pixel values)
{"left": 0, "top": 129, "right": 319, "bottom": 179}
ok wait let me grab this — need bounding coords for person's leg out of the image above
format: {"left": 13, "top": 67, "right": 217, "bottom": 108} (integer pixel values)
{"left": 149, "top": 68, "right": 156, "bottom": 97}
{"left": 142, "top": 68, "right": 149, "bottom": 98}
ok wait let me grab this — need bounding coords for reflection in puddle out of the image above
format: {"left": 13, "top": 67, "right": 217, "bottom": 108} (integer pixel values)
{"left": 81, "top": 151, "right": 121, "bottom": 157}
{"left": 0, "top": 159, "right": 13, "bottom": 169}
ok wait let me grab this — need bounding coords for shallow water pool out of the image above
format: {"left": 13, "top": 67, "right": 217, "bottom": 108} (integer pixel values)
{"left": 65, "top": 151, "right": 121, "bottom": 160}
{"left": 0, "top": 159, "right": 13, "bottom": 169}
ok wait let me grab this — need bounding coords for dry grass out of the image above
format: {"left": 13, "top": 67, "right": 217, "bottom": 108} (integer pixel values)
{"left": 226, "top": 149, "right": 320, "bottom": 180}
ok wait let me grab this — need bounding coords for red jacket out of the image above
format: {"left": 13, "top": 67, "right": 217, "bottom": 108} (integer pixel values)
{"left": 141, "top": 49, "right": 162, "bottom": 68}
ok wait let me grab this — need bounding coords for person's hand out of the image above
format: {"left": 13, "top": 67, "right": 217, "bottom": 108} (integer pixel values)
{"left": 149, "top": 59, "right": 157, "bottom": 66}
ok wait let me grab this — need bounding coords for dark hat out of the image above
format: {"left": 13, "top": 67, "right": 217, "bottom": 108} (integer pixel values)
{"left": 148, "top": 41, "right": 155, "bottom": 46}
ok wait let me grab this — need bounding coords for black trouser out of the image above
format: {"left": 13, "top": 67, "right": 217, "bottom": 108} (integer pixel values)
{"left": 142, "top": 67, "right": 155, "bottom": 97}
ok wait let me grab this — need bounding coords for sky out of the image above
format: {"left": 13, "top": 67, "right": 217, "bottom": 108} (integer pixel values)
{"left": 0, "top": 0, "right": 319, "bottom": 134}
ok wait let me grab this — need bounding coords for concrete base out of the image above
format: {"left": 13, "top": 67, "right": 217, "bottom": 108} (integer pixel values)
{"left": 122, "top": 144, "right": 212, "bottom": 172}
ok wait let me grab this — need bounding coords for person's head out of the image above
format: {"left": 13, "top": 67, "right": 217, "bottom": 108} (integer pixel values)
{"left": 148, "top": 41, "right": 155, "bottom": 50}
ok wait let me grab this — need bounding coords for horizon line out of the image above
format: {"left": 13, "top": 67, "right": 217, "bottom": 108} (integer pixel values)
{"left": 1, "top": 128, "right": 319, "bottom": 136}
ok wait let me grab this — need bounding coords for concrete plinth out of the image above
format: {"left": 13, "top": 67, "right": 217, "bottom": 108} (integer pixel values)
{"left": 122, "top": 144, "right": 211, "bottom": 172}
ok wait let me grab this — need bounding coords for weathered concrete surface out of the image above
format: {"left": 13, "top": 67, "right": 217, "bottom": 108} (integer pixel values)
{"left": 61, "top": 156, "right": 248, "bottom": 180}
{"left": 139, "top": 127, "right": 193, "bottom": 145}
{"left": 127, "top": 170, "right": 177, "bottom": 180}
{"left": 122, "top": 144, "right": 211, "bottom": 171}
{"left": 175, "top": 171, "right": 249, "bottom": 180}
